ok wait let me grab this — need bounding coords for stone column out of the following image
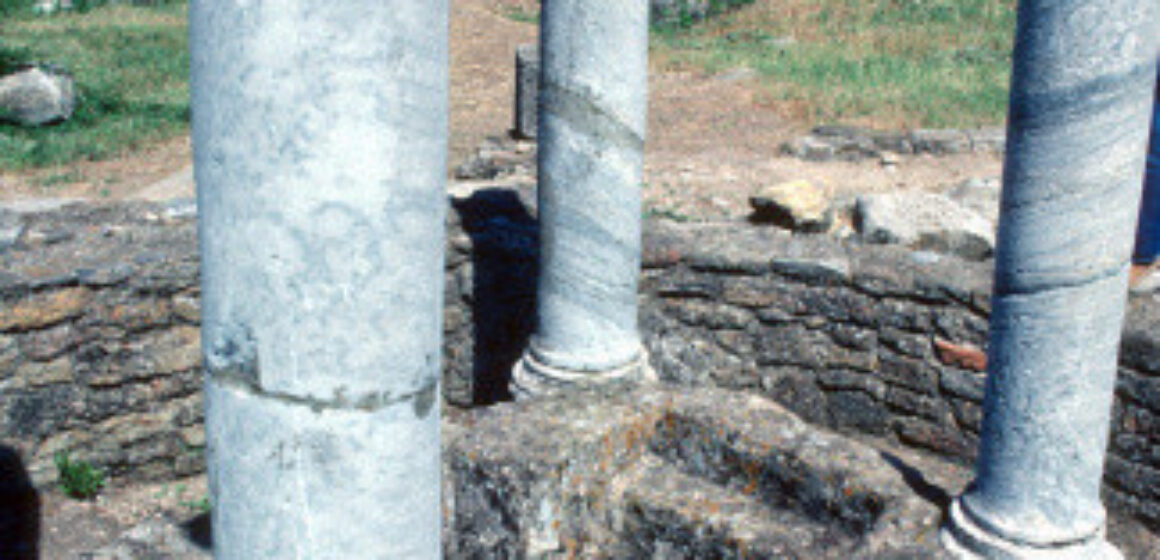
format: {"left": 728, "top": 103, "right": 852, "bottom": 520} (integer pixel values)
{"left": 941, "top": 1, "right": 1159, "bottom": 558}
{"left": 510, "top": 0, "right": 652, "bottom": 397}
{"left": 191, "top": 2, "right": 447, "bottom": 557}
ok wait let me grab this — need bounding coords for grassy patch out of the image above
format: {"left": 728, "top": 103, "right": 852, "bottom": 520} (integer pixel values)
{"left": 181, "top": 495, "right": 211, "bottom": 513}
{"left": 501, "top": 4, "right": 539, "bottom": 24}
{"left": 652, "top": 0, "right": 757, "bottom": 29}
{"left": 36, "top": 168, "right": 83, "bottom": 187}
{"left": 651, "top": 0, "right": 1016, "bottom": 128}
{"left": 0, "top": 1, "right": 189, "bottom": 170}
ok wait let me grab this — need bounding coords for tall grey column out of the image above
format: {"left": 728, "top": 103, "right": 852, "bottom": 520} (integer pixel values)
{"left": 191, "top": 2, "right": 447, "bottom": 557}
{"left": 511, "top": 0, "right": 652, "bottom": 397}
{"left": 941, "top": 2, "right": 1158, "bottom": 558}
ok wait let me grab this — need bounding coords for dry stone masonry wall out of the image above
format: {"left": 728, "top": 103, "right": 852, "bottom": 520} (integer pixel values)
{"left": 1, "top": 197, "right": 1157, "bottom": 530}
{"left": 781, "top": 125, "right": 1008, "bottom": 162}
{"left": 0, "top": 201, "right": 203, "bottom": 486}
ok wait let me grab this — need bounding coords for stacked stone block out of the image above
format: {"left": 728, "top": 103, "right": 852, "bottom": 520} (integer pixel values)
{"left": 1, "top": 201, "right": 1158, "bottom": 531}
{"left": 0, "top": 203, "right": 204, "bottom": 486}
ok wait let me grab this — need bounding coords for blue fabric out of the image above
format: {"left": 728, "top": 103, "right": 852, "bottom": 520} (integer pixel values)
{"left": 1134, "top": 69, "right": 1160, "bottom": 264}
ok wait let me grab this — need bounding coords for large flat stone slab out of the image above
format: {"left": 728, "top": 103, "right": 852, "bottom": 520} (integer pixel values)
{"left": 447, "top": 384, "right": 948, "bottom": 558}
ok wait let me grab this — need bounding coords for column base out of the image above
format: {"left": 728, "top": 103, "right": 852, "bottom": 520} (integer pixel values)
{"left": 940, "top": 498, "right": 1122, "bottom": 560}
{"left": 510, "top": 344, "right": 656, "bottom": 399}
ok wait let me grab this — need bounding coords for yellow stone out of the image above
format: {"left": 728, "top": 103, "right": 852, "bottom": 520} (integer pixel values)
{"left": 172, "top": 290, "right": 201, "bottom": 323}
{"left": 179, "top": 426, "right": 206, "bottom": 448}
{"left": 151, "top": 326, "right": 202, "bottom": 374}
{"left": 0, "top": 288, "right": 90, "bottom": 332}
{"left": 11, "top": 356, "right": 74, "bottom": 388}
{"left": 749, "top": 179, "right": 833, "bottom": 232}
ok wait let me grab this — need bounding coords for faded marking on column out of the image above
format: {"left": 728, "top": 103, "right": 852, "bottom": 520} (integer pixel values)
{"left": 540, "top": 80, "right": 644, "bottom": 155}
{"left": 206, "top": 322, "right": 260, "bottom": 386}
{"left": 1009, "top": 67, "right": 1154, "bottom": 131}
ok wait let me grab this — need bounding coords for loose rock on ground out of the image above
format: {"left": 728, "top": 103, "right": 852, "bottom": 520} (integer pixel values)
{"left": 0, "top": 65, "right": 76, "bottom": 127}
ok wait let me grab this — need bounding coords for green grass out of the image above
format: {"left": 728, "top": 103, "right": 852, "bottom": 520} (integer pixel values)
{"left": 651, "top": 0, "right": 1016, "bottom": 128}
{"left": 0, "top": 1, "right": 189, "bottom": 170}
{"left": 501, "top": 4, "right": 539, "bottom": 24}
{"left": 653, "top": 0, "right": 757, "bottom": 29}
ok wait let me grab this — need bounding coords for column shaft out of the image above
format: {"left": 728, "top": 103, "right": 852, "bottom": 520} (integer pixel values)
{"left": 943, "top": 1, "right": 1159, "bottom": 557}
{"left": 191, "top": 1, "right": 447, "bottom": 557}
{"left": 512, "top": 0, "right": 651, "bottom": 396}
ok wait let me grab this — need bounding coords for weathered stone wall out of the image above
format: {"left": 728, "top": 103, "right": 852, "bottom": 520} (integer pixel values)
{"left": 1, "top": 196, "right": 1157, "bottom": 529}
{"left": 0, "top": 202, "right": 203, "bottom": 486}
{"left": 635, "top": 221, "right": 1160, "bottom": 530}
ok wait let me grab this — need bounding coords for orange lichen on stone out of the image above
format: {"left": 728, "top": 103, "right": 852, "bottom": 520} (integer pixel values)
{"left": 741, "top": 460, "right": 762, "bottom": 495}
{"left": 0, "top": 288, "right": 90, "bottom": 332}
{"left": 563, "top": 537, "right": 579, "bottom": 559}
{"left": 933, "top": 337, "right": 987, "bottom": 372}
{"left": 99, "top": 299, "right": 173, "bottom": 332}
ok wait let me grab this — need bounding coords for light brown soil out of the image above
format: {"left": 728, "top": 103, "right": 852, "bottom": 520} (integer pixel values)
{"left": 0, "top": 0, "right": 1001, "bottom": 218}
{"left": 36, "top": 477, "right": 210, "bottom": 559}
{"left": 643, "top": 66, "right": 1002, "bottom": 220}
{"left": 0, "top": 136, "right": 192, "bottom": 202}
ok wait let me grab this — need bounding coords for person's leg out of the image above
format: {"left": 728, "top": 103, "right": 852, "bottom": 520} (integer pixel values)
{"left": 1130, "top": 73, "right": 1160, "bottom": 288}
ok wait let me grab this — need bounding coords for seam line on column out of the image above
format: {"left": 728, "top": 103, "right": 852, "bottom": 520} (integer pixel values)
{"left": 209, "top": 366, "right": 438, "bottom": 414}
{"left": 995, "top": 262, "right": 1127, "bottom": 297}
{"left": 1009, "top": 62, "right": 1155, "bottom": 131}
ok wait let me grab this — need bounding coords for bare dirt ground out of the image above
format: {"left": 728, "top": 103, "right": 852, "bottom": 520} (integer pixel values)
{"left": 0, "top": 0, "right": 1001, "bottom": 216}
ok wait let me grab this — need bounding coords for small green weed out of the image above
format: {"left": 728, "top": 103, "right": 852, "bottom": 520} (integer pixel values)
{"left": 54, "top": 451, "right": 106, "bottom": 500}
{"left": 644, "top": 206, "right": 692, "bottom": 223}
{"left": 181, "top": 495, "right": 211, "bottom": 513}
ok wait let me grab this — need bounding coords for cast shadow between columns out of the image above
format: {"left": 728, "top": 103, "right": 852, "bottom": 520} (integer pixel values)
{"left": 0, "top": 444, "right": 39, "bottom": 560}
{"left": 878, "top": 450, "right": 953, "bottom": 512}
{"left": 182, "top": 511, "right": 212, "bottom": 552}
{"left": 451, "top": 187, "right": 539, "bottom": 406}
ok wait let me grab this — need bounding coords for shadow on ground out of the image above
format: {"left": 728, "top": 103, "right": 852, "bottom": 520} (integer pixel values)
{"left": 880, "top": 450, "right": 953, "bottom": 511}
{"left": 0, "top": 445, "right": 39, "bottom": 559}
{"left": 451, "top": 186, "right": 539, "bottom": 406}
{"left": 182, "top": 511, "right": 211, "bottom": 551}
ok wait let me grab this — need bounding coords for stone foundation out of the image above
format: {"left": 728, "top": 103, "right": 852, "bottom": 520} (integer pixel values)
{"left": 445, "top": 384, "right": 948, "bottom": 558}
{"left": 1, "top": 195, "right": 1157, "bottom": 531}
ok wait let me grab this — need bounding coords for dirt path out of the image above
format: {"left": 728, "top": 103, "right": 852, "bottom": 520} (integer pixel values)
{"left": 0, "top": 0, "right": 1000, "bottom": 218}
